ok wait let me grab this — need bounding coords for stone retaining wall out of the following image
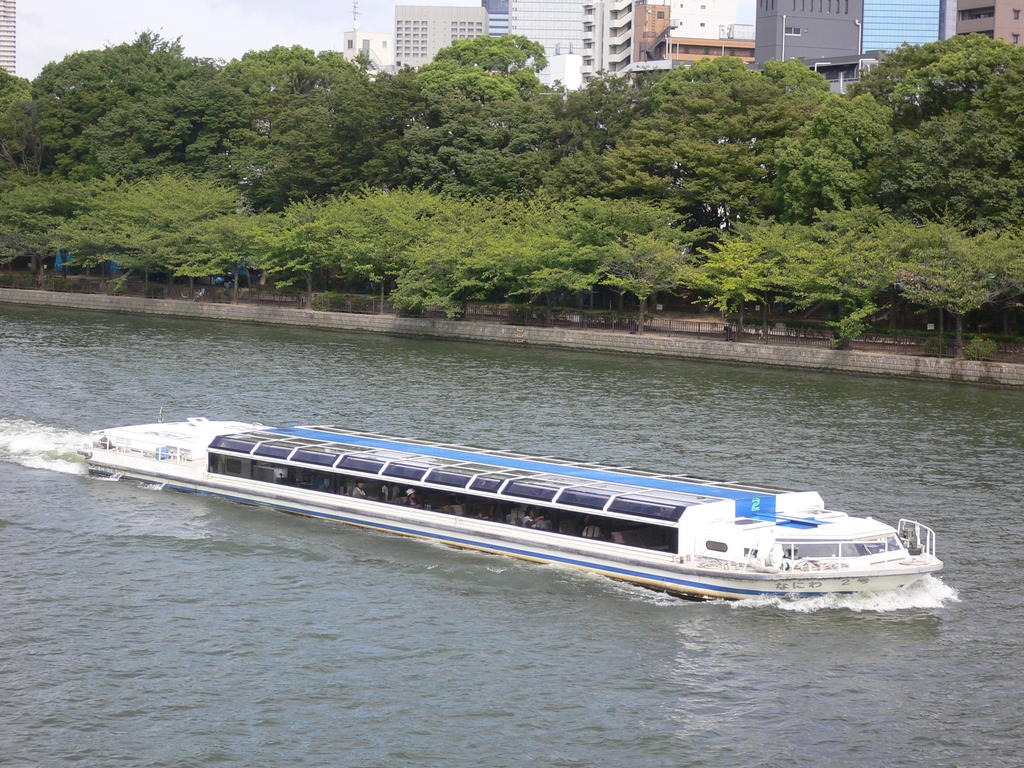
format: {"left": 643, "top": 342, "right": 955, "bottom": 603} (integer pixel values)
{"left": 3, "top": 288, "right": 1023, "bottom": 387}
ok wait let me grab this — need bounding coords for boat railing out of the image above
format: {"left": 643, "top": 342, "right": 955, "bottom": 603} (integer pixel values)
{"left": 94, "top": 436, "right": 193, "bottom": 464}
{"left": 897, "top": 519, "right": 936, "bottom": 557}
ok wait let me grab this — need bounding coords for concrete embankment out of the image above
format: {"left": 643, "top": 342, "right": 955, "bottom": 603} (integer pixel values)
{"left": 3, "top": 288, "right": 1023, "bottom": 388}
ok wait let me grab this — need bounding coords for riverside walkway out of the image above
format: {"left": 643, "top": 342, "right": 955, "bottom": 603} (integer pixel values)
{"left": 1, "top": 287, "right": 1022, "bottom": 388}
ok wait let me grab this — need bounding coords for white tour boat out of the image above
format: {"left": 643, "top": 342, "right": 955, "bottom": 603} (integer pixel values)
{"left": 82, "top": 418, "right": 943, "bottom": 601}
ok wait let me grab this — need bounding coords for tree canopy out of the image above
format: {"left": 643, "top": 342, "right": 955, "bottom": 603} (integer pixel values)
{"left": 1, "top": 32, "right": 1022, "bottom": 344}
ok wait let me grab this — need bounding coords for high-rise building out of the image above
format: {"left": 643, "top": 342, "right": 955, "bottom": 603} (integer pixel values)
{"left": 939, "top": 0, "right": 957, "bottom": 38}
{"left": 862, "top": 0, "right": 943, "bottom": 50}
{"left": 394, "top": 5, "right": 489, "bottom": 68}
{"left": 755, "top": 0, "right": 865, "bottom": 64}
{"left": 582, "top": 1, "right": 673, "bottom": 76}
{"left": 956, "top": 0, "right": 1024, "bottom": 46}
{"left": 508, "top": 0, "right": 585, "bottom": 86}
{"left": 509, "top": 0, "right": 585, "bottom": 58}
{"left": 0, "top": 0, "right": 15, "bottom": 75}
{"left": 483, "top": 0, "right": 510, "bottom": 36}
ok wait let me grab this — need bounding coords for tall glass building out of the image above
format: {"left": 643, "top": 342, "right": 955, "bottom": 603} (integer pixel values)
{"left": 0, "top": 0, "right": 14, "bottom": 75}
{"left": 862, "top": 0, "right": 943, "bottom": 50}
{"left": 509, "top": 0, "right": 584, "bottom": 57}
{"left": 483, "top": 0, "right": 510, "bottom": 37}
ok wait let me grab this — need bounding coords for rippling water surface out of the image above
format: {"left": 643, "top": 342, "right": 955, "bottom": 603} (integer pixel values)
{"left": 1, "top": 304, "right": 1022, "bottom": 767}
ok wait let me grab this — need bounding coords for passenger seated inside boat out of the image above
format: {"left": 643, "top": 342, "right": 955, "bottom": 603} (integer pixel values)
{"left": 405, "top": 488, "right": 421, "bottom": 507}
{"left": 352, "top": 481, "right": 368, "bottom": 499}
{"left": 532, "top": 512, "right": 553, "bottom": 531}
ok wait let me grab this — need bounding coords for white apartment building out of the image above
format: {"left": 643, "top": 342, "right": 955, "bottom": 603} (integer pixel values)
{"left": 394, "top": 5, "right": 489, "bottom": 68}
{"left": 583, "top": 0, "right": 639, "bottom": 77}
{"left": 342, "top": 27, "right": 395, "bottom": 72}
{"left": 582, "top": 0, "right": 740, "bottom": 79}
{"left": 666, "top": 0, "right": 736, "bottom": 39}
{"left": 0, "top": 0, "right": 15, "bottom": 75}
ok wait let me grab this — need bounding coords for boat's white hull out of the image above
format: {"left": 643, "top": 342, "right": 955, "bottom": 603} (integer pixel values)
{"left": 86, "top": 453, "right": 942, "bottom": 601}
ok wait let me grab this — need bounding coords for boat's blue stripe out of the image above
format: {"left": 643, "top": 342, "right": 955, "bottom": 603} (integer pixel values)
{"left": 267, "top": 427, "right": 779, "bottom": 519}
{"left": 89, "top": 469, "right": 821, "bottom": 598}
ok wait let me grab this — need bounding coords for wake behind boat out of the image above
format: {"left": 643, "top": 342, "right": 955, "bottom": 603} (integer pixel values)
{"left": 81, "top": 418, "right": 943, "bottom": 601}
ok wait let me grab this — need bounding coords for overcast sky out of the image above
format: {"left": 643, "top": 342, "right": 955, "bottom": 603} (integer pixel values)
{"left": 18, "top": 0, "right": 753, "bottom": 81}
{"left": 17, "top": 0, "right": 481, "bottom": 80}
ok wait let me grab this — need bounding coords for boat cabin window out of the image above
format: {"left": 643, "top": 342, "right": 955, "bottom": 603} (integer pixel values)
{"left": 209, "top": 436, "right": 260, "bottom": 454}
{"left": 209, "top": 453, "right": 252, "bottom": 478}
{"left": 292, "top": 449, "right": 339, "bottom": 467}
{"left": 253, "top": 443, "right": 296, "bottom": 460}
{"left": 607, "top": 497, "right": 684, "bottom": 521}
{"left": 338, "top": 455, "right": 386, "bottom": 474}
{"left": 207, "top": 453, "right": 678, "bottom": 555}
{"left": 557, "top": 489, "right": 612, "bottom": 510}
{"left": 705, "top": 540, "right": 729, "bottom": 553}
{"left": 382, "top": 463, "right": 430, "bottom": 481}
{"left": 504, "top": 480, "right": 560, "bottom": 502}
{"left": 424, "top": 469, "right": 474, "bottom": 488}
{"left": 469, "top": 474, "right": 509, "bottom": 493}
{"left": 841, "top": 537, "right": 902, "bottom": 557}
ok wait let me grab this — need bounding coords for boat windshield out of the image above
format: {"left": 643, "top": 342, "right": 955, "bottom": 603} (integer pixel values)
{"left": 782, "top": 536, "right": 904, "bottom": 560}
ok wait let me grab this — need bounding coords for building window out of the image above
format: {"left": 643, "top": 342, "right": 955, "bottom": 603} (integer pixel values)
{"left": 1015, "top": 33, "right": 1021, "bottom": 44}
{"left": 1015, "top": 9, "right": 1021, "bottom": 19}
{"left": 785, "top": 26, "right": 802, "bottom": 35}
{"left": 658, "top": 10, "right": 665, "bottom": 17}
{"left": 347, "top": 40, "right": 353, "bottom": 49}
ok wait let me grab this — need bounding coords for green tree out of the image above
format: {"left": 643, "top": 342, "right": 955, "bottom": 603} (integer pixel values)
{"left": 877, "top": 111, "right": 1024, "bottom": 232}
{"left": 389, "top": 200, "right": 501, "bottom": 317}
{"left": 598, "top": 57, "right": 828, "bottom": 232}
{"left": 890, "top": 221, "right": 1018, "bottom": 351}
{"left": 684, "top": 235, "right": 787, "bottom": 339}
{"left": 254, "top": 198, "right": 336, "bottom": 304}
{"left": 0, "top": 178, "right": 98, "bottom": 274}
{"left": 0, "top": 69, "right": 30, "bottom": 115}
{"left": 852, "top": 35, "right": 1024, "bottom": 127}
{"left": 398, "top": 96, "right": 557, "bottom": 196}
{"left": 325, "top": 189, "right": 450, "bottom": 308}
{"left": 601, "top": 233, "right": 688, "bottom": 334}
{"left": 773, "top": 208, "right": 896, "bottom": 344}
{"left": 417, "top": 35, "right": 547, "bottom": 102}
{"left": 58, "top": 174, "right": 238, "bottom": 289}
{"left": 33, "top": 33, "right": 215, "bottom": 179}
{"left": 216, "top": 46, "right": 377, "bottom": 210}
{"left": 774, "top": 93, "right": 892, "bottom": 221}
{"left": 543, "top": 73, "right": 656, "bottom": 195}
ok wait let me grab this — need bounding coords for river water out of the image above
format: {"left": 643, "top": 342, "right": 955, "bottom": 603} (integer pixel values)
{"left": 0, "top": 304, "right": 1021, "bottom": 768}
